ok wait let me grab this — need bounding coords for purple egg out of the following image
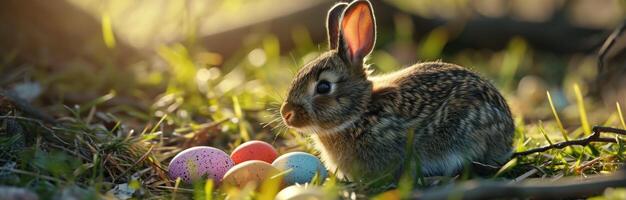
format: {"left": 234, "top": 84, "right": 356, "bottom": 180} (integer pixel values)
{"left": 168, "top": 146, "right": 234, "bottom": 184}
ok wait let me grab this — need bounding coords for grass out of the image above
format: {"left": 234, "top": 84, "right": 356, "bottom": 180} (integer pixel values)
{"left": 1, "top": 11, "right": 626, "bottom": 200}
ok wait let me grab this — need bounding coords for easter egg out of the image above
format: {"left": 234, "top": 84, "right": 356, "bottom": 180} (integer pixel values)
{"left": 168, "top": 146, "right": 234, "bottom": 184}
{"left": 275, "top": 184, "right": 327, "bottom": 200}
{"left": 222, "top": 160, "right": 280, "bottom": 187}
{"left": 230, "top": 140, "right": 278, "bottom": 164}
{"left": 272, "top": 152, "right": 328, "bottom": 185}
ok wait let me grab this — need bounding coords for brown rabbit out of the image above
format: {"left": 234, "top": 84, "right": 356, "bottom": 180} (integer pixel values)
{"left": 280, "top": 0, "right": 514, "bottom": 181}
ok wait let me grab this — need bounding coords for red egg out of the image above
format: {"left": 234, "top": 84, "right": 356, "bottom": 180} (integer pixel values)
{"left": 230, "top": 140, "right": 278, "bottom": 164}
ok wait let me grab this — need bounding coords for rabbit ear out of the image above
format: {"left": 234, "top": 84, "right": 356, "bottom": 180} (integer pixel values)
{"left": 338, "top": 0, "right": 376, "bottom": 66}
{"left": 327, "top": 3, "right": 348, "bottom": 50}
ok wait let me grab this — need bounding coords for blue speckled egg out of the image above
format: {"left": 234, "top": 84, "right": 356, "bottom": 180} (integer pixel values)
{"left": 271, "top": 152, "right": 327, "bottom": 185}
{"left": 168, "top": 146, "right": 234, "bottom": 184}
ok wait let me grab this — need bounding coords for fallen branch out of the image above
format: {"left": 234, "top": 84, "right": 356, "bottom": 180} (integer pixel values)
{"left": 592, "top": 22, "right": 626, "bottom": 98}
{"left": 513, "top": 126, "right": 626, "bottom": 157}
{"left": 413, "top": 170, "right": 626, "bottom": 200}
{"left": 597, "top": 22, "right": 626, "bottom": 74}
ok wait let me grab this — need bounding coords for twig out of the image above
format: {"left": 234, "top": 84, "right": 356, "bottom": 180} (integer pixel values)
{"left": 597, "top": 22, "right": 626, "bottom": 74}
{"left": 513, "top": 126, "right": 626, "bottom": 157}
{"left": 413, "top": 170, "right": 626, "bottom": 200}
{"left": 509, "top": 168, "right": 538, "bottom": 184}
{"left": 592, "top": 22, "right": 626, "bottom": 97}
{"left": 574, "top": 156, "right": 609, "bottom": 174}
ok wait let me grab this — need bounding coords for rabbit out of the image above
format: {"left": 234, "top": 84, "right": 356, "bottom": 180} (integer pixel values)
{"left": 280, "top": 0, "right": 515, "bottom": 181}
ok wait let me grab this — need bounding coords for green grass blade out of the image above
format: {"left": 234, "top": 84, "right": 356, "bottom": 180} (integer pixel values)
{"left": 232, "top": 96, "right": 250, "bottom": 141}
{"left": 79, "top": 90, "right": 116, "bottom": 113}
{"left": 258, "top": 171, "right": 282, "bottom": 200}
{"left": 514, "top": 116, "right": 527, "bottom": 152}
{"left": 270, "top": 168, "right": 293, "bottom": 180}
{"left": 574, "top": 84, "right": 591, "bottom": 135}
{"left": 547, "top": 91, "right": 568, "bottom": 141}
{"left": 399, "top": 128, "right": 417, "bottom": 196}
{"left": 494, "top": 158, "right": 517, "bottom": 177}
{"left": 101, "top": 13, "right": 116, "bottom": 49}
{"left": 322, "top": 173, "right": 339, "bottom": 200}
{"left": 204, "top": 179, "right": 213, "bottom": 200}
{"left": 617, "top": 135, "right": 625, "bottom": 159}
{"left": 172, "top": 177, "right": 181, "bottom": 200}
{"left": 538, "top": 121, "right": 553, "bottom": 145}
{"left": 617, "top": 102, "right": 626, "bottom": 129}
{"left": 149, "top": 114, "right": 168, "bottom": 134}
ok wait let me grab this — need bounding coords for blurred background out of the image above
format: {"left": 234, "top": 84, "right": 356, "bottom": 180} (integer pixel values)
{"left": 1, "top": 0, "right": 625, "bottom": 141}
{"left": 1, "top": 0, "right": 626, "bottom": 198}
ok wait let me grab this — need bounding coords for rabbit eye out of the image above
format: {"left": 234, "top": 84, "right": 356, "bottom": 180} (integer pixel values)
{"left": 316, "top": 80, "right": 332, "bottom": 94}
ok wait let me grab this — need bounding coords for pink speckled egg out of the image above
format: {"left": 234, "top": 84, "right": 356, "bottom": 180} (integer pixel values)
{"left": 168, "top": 146, "right": 234, "bottom": 184}
{"left": 230, "top": 140, "right": 278, "bottom": 164}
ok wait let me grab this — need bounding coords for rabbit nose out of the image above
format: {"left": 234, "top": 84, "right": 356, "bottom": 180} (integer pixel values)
{"left": 284, "top": 111, "right": 293, "bottom": 122}
{"left": 281, "top": 103, "right": 295, "bottom": 125}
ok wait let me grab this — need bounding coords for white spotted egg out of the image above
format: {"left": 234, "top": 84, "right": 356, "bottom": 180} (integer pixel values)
{"left": 275, "top": 184, "right": 327, "bottom": 200}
